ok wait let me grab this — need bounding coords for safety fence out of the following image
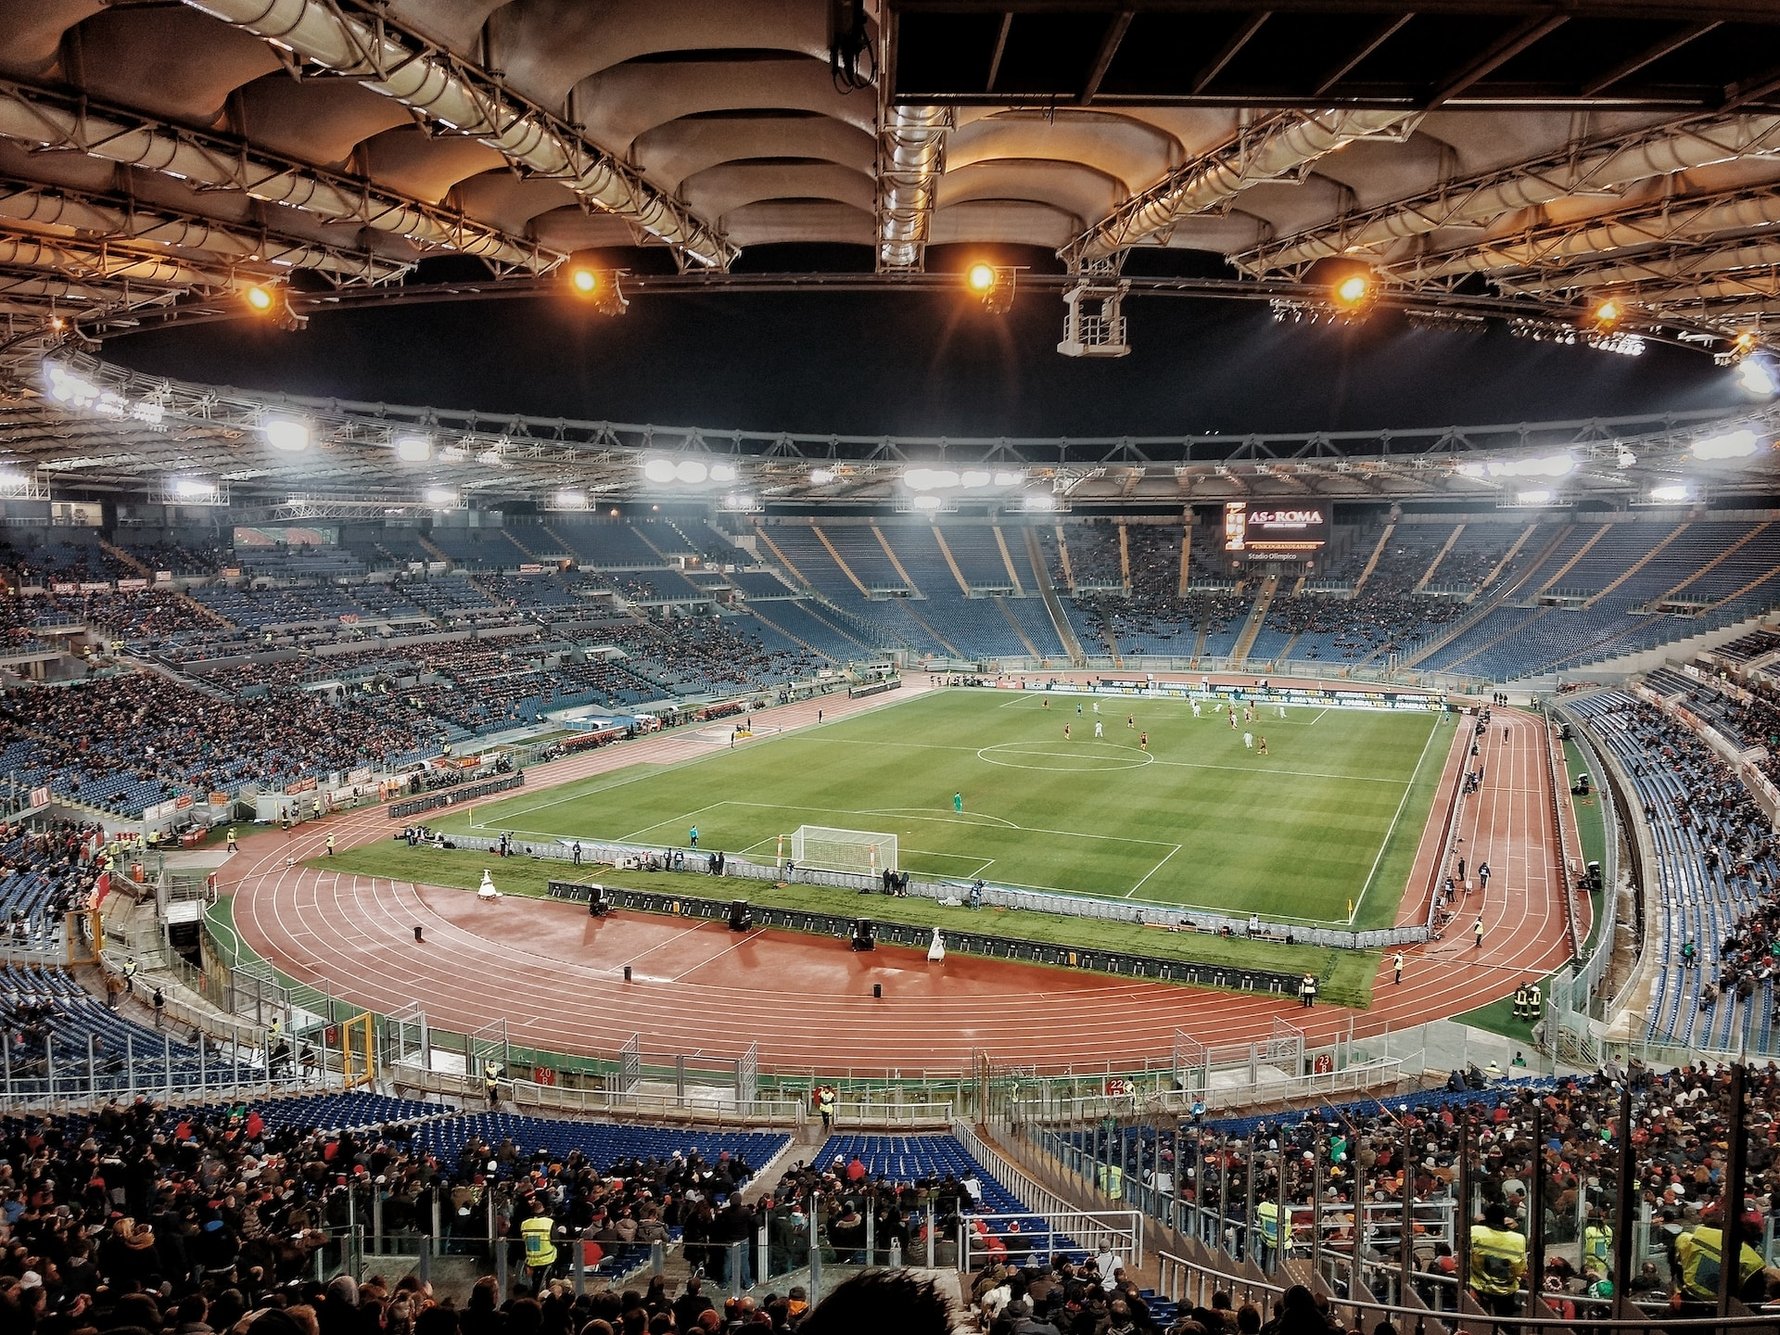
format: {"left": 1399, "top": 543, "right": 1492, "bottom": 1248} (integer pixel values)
{"left": 387, "top": 771, "right": 523, "bottom": 821}
{"left": 547, "top": 878, "right": 1308, "bottom": 996}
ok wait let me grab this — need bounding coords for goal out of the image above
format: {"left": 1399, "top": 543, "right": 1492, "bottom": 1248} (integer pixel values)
{"left": 786, "top": 825, "right": 898, "bottom": 876}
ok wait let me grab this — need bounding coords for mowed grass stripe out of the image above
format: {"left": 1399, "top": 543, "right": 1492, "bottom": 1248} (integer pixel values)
{"left": 446, "top": 690, "right": 1440, "bottom": 928}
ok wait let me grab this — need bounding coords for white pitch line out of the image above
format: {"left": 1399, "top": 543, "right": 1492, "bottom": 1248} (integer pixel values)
{"left": 1126, "top": 844, "right": 1183, "bottom": 898}
{"left": 1348, "top": 715, "right": 1443, "bottom": 926}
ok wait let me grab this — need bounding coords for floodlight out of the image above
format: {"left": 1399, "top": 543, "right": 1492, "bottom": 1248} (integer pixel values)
{"left": 992, "top": 470, "right": 1024, "bottom": 486}
{"left": 905, "top": 468, "right": 961, "bottom": 491}
{"left": 642, "top": 457, "right": 677, "bottom": 484}
{"left": 1455, "top": 461, "right": 1487, "bottom": 479}
{"left": 1516, "top": 488, "right": 1554, "bottom": 505}
{"left": 709, "top": 461, "right": 738, "bottom": 483}
{"left": 964, "top": 262, "right": 1015, "bottom": 314}
{"left": 0, "top": 469, "right": 29, "bottom": 491}
{"left": 394, "top": 434, "right": 433, "bottom": 463}
{"left": 173, "top": 477, "right": 216, "bottom": 499}
{"left": 1332, "top": 273, "right": 1372, "bottom": 307}
{"left": 910, "top": 494, "right": 944, "bottom": 511}
{"left": 1592, "top": 298, "right": 1622, "bottom": 326}
{"left": 244, "top": 284, "right": 275, "bottom": 313}
{"left": 1649, "top": 484, "right": 1691, "bottom": 503}
{"left": 960, "top": 469, "right": 992, "bottom": 488}
{"left": 262, "top": 416, "right": 311, "bottom": 452}
{"left": 808, "top": 467, "right": 835, "bottom": 485}
{"left": 568, "top": 266, "right": 628, "bottom": 315}
{"left": 424, "top": 486, "right": 457, "bottom": 506}
{"left": 554, "top": 489, "right": 587, "bottom": 509}
{"left": 674, "top": 459, "right": 709, "bottom": 485}
{"left": 1737, "top": 357, "right": 1776, "bottom": 397}
{"left": 1021, "top": 493, "right": 1060, "bottom": 512}
{"left": 1694, "top": 428, "right": 1760, "bottom": 461}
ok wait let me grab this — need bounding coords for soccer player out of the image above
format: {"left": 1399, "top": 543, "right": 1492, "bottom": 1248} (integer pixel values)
{"left": 1191, "top": 699, "right": 1201, "bottom": 717}
{"left": 1064, "top": 723, "right": 1071, "bottom": 740}
{"left": 1094, "top": 719, "right": 1104, "bottom": 738}
{"left": 1139, "top": 731, "right": 1148, "bottom": 751}
{"left": 1243, "top": 731, "right": 1253, "bottom": 750}
{"left": 953, "top": 791, "right": 963, "bottom": 813}
{"left": 689, "top": 825, "right": 699, "bottom": 848}
{"left": 1126, "top": 714, "right": 1135, "bottom": 728}
{"left": 1257, "top": 736, "right": 1269, "bottom": 755}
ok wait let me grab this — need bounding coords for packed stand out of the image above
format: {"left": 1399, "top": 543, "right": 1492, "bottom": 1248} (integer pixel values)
{"left": 1565, "top": 691, "right": 1780, "bottom": 1050}
{"left": 1066, "top": 1059, "right": 1780, "bottom": 1316}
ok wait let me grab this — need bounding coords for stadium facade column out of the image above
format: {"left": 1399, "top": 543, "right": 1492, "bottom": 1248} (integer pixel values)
{"left": 1719, "top": 1064, "right": 1751, "bottom": 1319}
{"left": 1455, "top": 1117, "right": 1472, "bottom": 1307}
{"left": 1525, "top": 1100, "right": 1545, "bottom": 1319}
{"left": 1611, "top": 1080, "right": 1636, "bottom": 1315}
{"left": 1399, "top": 1114, "right": 1415, "bottom": 1305}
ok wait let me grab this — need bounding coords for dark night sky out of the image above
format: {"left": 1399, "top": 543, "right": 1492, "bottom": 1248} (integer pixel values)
{"left": 106, "top": 286, "right": 1750, "bottom": 439}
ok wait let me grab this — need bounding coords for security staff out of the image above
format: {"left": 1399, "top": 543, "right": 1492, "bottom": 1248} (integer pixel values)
{"left": 1675, "top": 1219, "right": 1766, "bottom": 1304}
{"left": 520, "top": 1197, "right": 560, "bottom": 1285}
{"left": 1256, "top": 1198, "right": 1281, "bottom": 1271}
{"left": 1527, "top": 980, "right": 1542, "bottom": 1015}
{"left": 1512, "top": 984, "right": 1531, "bottom": 1020}
{"left": 1582, "top": 1214, "right": 1613, "bottom": 1273}
{"left": 483, "top": 1060, "right": 502, "bottom": 1109}
{"left": 1468, "top": 1203, "right": 1528, "bottom": 1316}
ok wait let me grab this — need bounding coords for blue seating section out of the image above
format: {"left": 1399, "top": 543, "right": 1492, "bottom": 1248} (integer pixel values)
{"left": 1566, "top": 691, "right": 1776, "bottom": 1052}
{"left": 814, "top": 1133, "right": 1090, "bottom": 1260}
{"left": 0, "top": 964, "right": 275, "bottom": 1095}
{"left": 414, "top": 1113, "right": 786, "bottom": 1187}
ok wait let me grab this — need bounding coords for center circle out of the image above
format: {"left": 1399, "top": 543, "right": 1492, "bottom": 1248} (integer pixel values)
{"left": 976, "top": 741, "right": 1156, "bottom": 772}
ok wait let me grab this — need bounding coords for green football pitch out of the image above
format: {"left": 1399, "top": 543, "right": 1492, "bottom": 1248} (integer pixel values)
{"left": 441, "top": 690, "right": 1448, "bottom": 930}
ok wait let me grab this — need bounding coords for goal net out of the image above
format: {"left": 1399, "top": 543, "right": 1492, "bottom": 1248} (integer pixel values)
{"left": 787, "top": 825, "right": 898, "bottom": 876}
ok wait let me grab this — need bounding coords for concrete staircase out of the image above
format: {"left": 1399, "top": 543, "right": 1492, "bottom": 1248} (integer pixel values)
{"left": 1228, "top": 575, "right": 1280, "bottom": 666}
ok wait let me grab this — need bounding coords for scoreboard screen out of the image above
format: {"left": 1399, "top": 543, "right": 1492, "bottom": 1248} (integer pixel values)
{"left": 1222, "top": 502, "right": 1329, "bottom": 557}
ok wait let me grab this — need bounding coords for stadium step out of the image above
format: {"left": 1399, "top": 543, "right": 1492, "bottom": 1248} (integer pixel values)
{"left": 812, "top": 525, "right": 872, "bottom": 596}
{"left": 1414, "top": 521, "right": 1466, "bottom": 593}
{"left": 930, "top": 526, "right": 972, "bottom": 594}
{"left": 1350, "top": 520, "right": 1394, "bottom": 594}
{"left": 1027, "top": 529, "right": 1086, "bottom": 665}
{"left": 98, "top": 537, "right": 152, "bottom": 577}
{"left": 871, "top": 525, "right": 923, "bottom": 594}
{"left": 992, "top": 525, "right": 1026, "bottom": 594}
{"left": 752, "top": 525, "right": 812, "bottom": 590}
{"left": 994, "top": 597, "right": 1041, "bottom": 659}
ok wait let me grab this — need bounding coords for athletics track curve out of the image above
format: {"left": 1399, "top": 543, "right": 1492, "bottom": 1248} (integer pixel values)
{"left": 223, "top": 678, "right": 1583, "bottom": 1077}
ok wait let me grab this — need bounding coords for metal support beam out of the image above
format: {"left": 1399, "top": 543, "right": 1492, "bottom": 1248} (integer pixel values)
{"left": 179, "top": 0, "right": 736, "bottom": 270}
{"left": 0, "top": 77, "right": 552, "bottom": 274}
{"left": 876, "top": 107, "right": 951, "bottom": 272}
{"left": 1236, "top": 112, "right": 1780, "bottom": 275}
{"left": 1062, "top": 108, "right": 1420, "bottom": 263}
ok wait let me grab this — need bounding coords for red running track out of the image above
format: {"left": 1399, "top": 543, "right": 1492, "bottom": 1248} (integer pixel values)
{"left": 225, "top": 681, "right": 1575, "bottom": 1076}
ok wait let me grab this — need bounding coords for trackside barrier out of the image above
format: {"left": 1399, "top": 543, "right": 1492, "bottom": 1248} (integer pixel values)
{"left": 425, "top": 823, "right": 1429, "bottom": 949}
{"left": 388, "top": 771, "right": 523, "bottom": 820}
{"left": 547, "top": 879, "right": 1307, "bottom": 997}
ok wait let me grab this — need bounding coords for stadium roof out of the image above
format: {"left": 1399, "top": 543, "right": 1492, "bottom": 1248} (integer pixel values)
{"left": 0, "top": 1, "right": 1778, "bottom": 506}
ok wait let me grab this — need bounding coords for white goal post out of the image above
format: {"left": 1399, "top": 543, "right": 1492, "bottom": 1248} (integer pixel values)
{"left": 784, "top": 825, "right": 898, "bottom": 876}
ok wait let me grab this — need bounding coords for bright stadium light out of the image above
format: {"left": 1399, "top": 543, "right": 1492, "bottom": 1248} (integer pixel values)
{"left": 675, "top": 459, "right": 709, "bottom": 485}
{"left": 1021, "top": 493, "right": 1060, "bottom": 512}
{"left": 1649, "top": 484, "right": 1691, "bottom": 502}
{"left": 910, "top": 493, "right": 944, "bottom": 511}
{"left": 1332, "top": 272, "right": 1373, "bottom": 308}
{"left": 960, "top": 469, "right": 993, "bottom": 488}
{"left": 1516, "top": 488, "right": 1555, "bottom": 505}
{"left": 173, "top": 477, "right": 216, "bottom": 499}
{"left": 424, "top": 485, "right": 457, "bottom": 506}
{"left": 992, "top": 470, "right": 1024, "bottom": 486}
{"left": 1694, "top": 428, "right": 1760, "bottom": 461}
{"left": 262, "top": 416, "right": 311, "bottom": 452}
{"left": 0, "top": 469, "right": 30, "bottom": 491}
{"left": 554, "top": 489, "right": 587, "bottom": 509}
{"left": 709, "top": 461, "right": 738, "bottom": 483}
{"left": 1737, "top": 357, "right": 1777, "bottom": 397}
{"left": 642, "top": 457, "right": 677, "bottom": 484}
{"left": 808, "top": 467, "right": 835, "bottom": 485}
{"left": 394, "top": 434, "right": 433, "bottom": 463}
{"left": 244, "top": 283, "right": 275, "bottom": 314}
